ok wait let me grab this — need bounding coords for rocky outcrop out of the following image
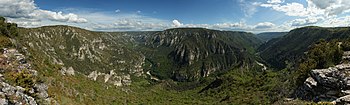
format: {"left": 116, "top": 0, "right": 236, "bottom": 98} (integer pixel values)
{"left": 297, "top": 51, "right": 350, "bottom": 104}
{"left": 148, "top": 28, "right": 260, "bottom": 81}
{"left": 87, "top": 70, "right": 132, "bottom": 87}
{"left": 60, "top": 66, "right": 75, "bottom": 76}
{"left": 0, "top": 82, "right": 37, "bottom": 105}
{"left": 19, "top": 26, "right": 147, "bottom": 86}
{"left": 0, "top": 48, "right": 56, "bottom": 104}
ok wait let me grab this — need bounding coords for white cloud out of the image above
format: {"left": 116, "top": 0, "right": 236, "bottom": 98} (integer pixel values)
{"left": 267, "top": 0, "right": 283, "bottom": 4}
{"left": 308, "top": 0, "right": 335, "bottom": 9}
{"left": 291, "top": 17, "right": 323, "bottom": 26}
{"left": 6, "top": 18, "right": 41, "bottom": 27}
{"left": 260, "top": 0, "right": 350, "bottom": 30}
{"left": 212, "top": 23, "right": 241, "bottom": 29}
{"left": 261, "top": 2, "right": 323, "bottom": 17}
{"left": 319, "top": 16, "right": 350, "bottom": 27}
{"left": 83, "top": 13, "right": 169, "bottom": 31}
{"left": 0, "top": 0, "right": 36, "bottom": 18}
{"left": 172, "top": 20, "right": 183, "bottom": 27}
{"left": 0, "top": 0, "right": 87, "bottom": 24}
{"left": 239, "top": 0, "right": 261, "bottom": 17}
{"left": 309, "top": 0, "right": 350, "bottom": 16}
{"left": 32, "top": 10, "right": 87, "bottom": 23}
{"left": 262, "top": 0, "right": 350, "bottom": 17}
{"left": 254, "top": 22, "right": 275, "bottom": 29}
{"left": 115, "top": 9, "right": 121, "bottom": 13}
{"left": 91, "top": 20, "right": 167, "bottom": 31}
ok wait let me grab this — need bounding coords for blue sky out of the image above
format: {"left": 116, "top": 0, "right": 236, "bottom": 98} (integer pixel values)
{"left": 35, "top": 0, "right": 243, "bottom": 24}
{"left": 1, "top": 0, "right": 350, "bottom": 33}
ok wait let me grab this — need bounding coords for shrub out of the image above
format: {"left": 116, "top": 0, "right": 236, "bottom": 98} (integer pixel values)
{"left": 293, "top": 39, "right": 343, "bottom": 86}
{"left": 0, "top": 35, "right": 12, "bottom": 47}
{"left": 15, "top": 70, "right": 36, "bottom": 90}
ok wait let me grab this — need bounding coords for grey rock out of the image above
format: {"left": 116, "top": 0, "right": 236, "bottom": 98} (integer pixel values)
{"left": 15, "top": 86, "right": 25, "bottom": 93}
{"left": 305, "top": 77, "right": 317, "bottom": 89}
{"left": 336, "top": 64, "right": 350, "bottom": 70}
{"left": 34, "top": 83, "right": 49, "bottom": 99}
{"left": 296, "top": 51, "right": 350, "bottom": 102}
{"left": 311, "top": 67, "right": 340, "bottom": 88}
{"left": 336, "top": 95, "right": 350, "bottom": 105}
{"left": 0, "top": 48, "right": 55, "bottom": 104}
{"left": 342, "top": 90, "right": 350, "bottom": 95}
{"left": 66, "top": 67, "right": 75, "bottom": 76}
{"left": 1, "top": 83, "right": 15, "bottom": 95}
{"left": 88, "top": 71, "right": 98, "bottom": 81}
{"left": 0, "top": 97, "right": 8, "bottom": 105}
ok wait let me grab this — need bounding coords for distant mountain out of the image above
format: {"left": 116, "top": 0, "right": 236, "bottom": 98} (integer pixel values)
{"left": 142, "top": 28, "right": 262, "bottom": 81}
{"left": 258, "top": 26, "right": 350, "bottom": 69}
{"left": 256, "top": 32, "right": 287, "bottom": 42}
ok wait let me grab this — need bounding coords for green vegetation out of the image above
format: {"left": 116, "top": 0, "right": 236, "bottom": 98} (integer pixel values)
{"left": 259, "top": 26, "right": 350, "bottom": 69}
{"left": 0, "top": 17, "right": 39, "bottom": 98}
{"left": 144, "top": 28, "right": 262, "bottom": 81}
{"left": 4, "top": 70, "right": 37, "bottom": 93}
{"left": 291, "top": 39, "right": 343, "bottom": 87}
{"left": 30, "top": 50, "right": 289, "bottom": 104}
{"left": 198, "top": 69, "right": 291, "bottom": 104}
{"left": 0, "top": 17, "right": 18, "bottom": 38}
{"left": 0, "top": 17, "right": 16, "bottom": 47}
{"left": 256, "top": 32, "right": 287, "bottom": 42}
{"left": 0, "top": 35, "right": 12, "bottom": 48}
{"left": 3, "top": 15, "right": 350, "bottom": 104}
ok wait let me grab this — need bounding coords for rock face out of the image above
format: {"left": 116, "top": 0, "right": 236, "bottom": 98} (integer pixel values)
{"left": 19, "top": 26, "right": 150, "bottom": 86}
{"left": 297, "top": 51, "right": 350, "bottom": 104}
{"left": 0, "top": 82, "right": 37, "bottom": 105}
{"left": 148, "top": 28, "right": 261, "bottom": 81}
{"left": 19, "top": 26, "right": 263, "bottom": 83}
{"left": 87, "top": 70, "right": 132, "bottom": 87}
{"left": 0, "top": 48, "right": 56, "bottom": 104}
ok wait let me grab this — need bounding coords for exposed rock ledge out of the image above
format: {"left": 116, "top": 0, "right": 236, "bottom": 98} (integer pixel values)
{"left": 0, "top": 48, "right": 56, "bottom": 104}
{"left": 296, "top": 51, "right": 350, "bottom": 104}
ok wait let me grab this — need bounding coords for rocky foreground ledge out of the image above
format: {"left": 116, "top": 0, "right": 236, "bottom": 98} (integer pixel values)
{"left": 297, "top": 51, "right": 350, "bottom": 104}
{"left": 0, "top": 48, "right": 56, "bottom": 105}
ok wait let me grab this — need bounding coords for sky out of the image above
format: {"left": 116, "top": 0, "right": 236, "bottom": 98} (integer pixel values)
{"left": 1, "top": 0, "right": 350, "bottom": 33}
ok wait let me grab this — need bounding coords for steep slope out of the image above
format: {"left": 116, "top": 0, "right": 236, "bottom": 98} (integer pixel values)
{"left": 256, "top": 32, "right": 287, "bottom": 42}
{"left": 18, "top": 26, "right": 152, "bottom": 86}
{"left": 9, "top": 22, "right": 268, "bottom": 104}
{"left": 17, "top": 26, "right": 263, "bottom": 83}
{"left": 0, "top": 17, "right": 56, "bottom": 104}
{"left": 259, "top": 26, "right": 350, "bottom": 69}
{"left": 143, "top": 28, "right": 263, "bottom": 81}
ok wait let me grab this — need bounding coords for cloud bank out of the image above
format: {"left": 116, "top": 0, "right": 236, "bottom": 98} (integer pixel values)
{"left": 1, "top": 0, "right": 349, "bottom": 33}
{"left": 172, "top": 20, "right": 183, "bottom": 27}
{"left": 0, "top": 0, "right": 87, "bottom": 23}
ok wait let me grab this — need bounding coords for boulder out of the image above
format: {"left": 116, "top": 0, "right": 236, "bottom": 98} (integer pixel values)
{"left": 310, "top": 67, "right": 341, "bottom": 88}
{"left": 0, "top": 97, "right": 8, "bottom": 105}
{"left": 336, "top": 95, "right": 350, "bottom": 105}
{"left": 88, "top": 71, "right": 99, "bottom": 81}
{"left": 305, "top": 77, "right": 317, "bottom": 89}
{"left": 34, "top": 83, "right": 49, "bottom": 99}
{"left": 66, "top": 67, "right": 75, "bottom": 76}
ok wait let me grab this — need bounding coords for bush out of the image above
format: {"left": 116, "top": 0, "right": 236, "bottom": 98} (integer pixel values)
{"left": 4, "top": 70, "right": 37, "bottom": 94}
{"left": 293, "top": 39, "right": 343, "bottom": 86}
{"left": 0, "top": 16, "right": 18, "bottom": 38}
{"left": 15, "top": 70, "right": 36, "bottom": 90}
{"left": 0, "top": 35, "right": 12, "bottom": 47}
